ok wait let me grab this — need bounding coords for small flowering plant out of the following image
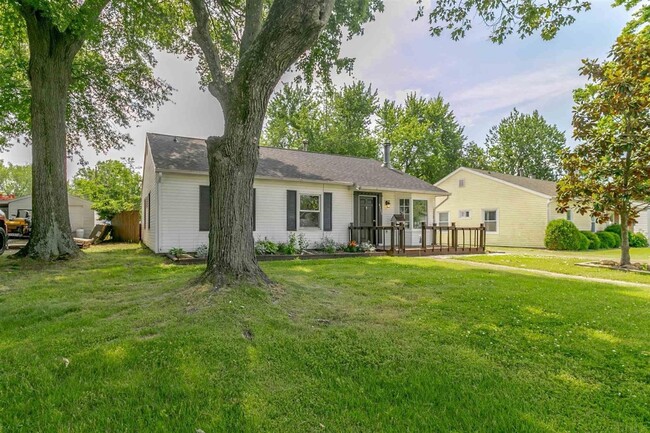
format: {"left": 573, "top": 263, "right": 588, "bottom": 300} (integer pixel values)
{"left": 345, "top": 240, "right": 360, "bottom": 253}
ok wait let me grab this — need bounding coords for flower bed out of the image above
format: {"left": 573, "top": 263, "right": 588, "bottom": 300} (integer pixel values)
{"left": 166, "top": 237, "right": 383, "bottom": 265}
{"left": 576, "top": 260, "right": 650, "bottom": 274}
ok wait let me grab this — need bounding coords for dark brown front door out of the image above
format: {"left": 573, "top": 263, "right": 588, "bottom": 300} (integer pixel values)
{"left": 358, "top": 195, "right": 376, "bottom": 243}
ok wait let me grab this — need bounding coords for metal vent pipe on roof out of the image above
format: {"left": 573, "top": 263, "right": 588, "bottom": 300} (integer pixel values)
{"left": 382, "top": 142, "right": 392, "bottom": 168}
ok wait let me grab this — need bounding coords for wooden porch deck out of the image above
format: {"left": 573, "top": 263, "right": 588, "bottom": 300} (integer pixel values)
{"left": 349, "top": 222, "right": 487, "bottom": 256}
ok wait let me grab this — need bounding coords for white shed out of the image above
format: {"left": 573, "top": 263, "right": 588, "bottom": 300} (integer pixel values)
{"left": 8, "top": 194, "right": 96, "bottom": 238}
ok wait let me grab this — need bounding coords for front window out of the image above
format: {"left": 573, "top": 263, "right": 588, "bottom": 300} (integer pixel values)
{"left": 438, "top": 212, "right": 449, "bottom": 227}
{"left": 300, "top": 194, "right": 320, "bottom": 228}
{"left": 413, "top": 200, "right": 428, "bottom": 227}
{"left": 483, "top": 209, "right": 498, "bottom": 233}
{"left": 399, "top": 199, "right": 410, "bottom": 228}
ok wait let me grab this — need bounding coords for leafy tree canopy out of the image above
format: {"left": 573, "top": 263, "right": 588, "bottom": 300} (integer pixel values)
{"left": 70, "top": 159, "right": 141, "bottom": 220}
{"left": 377, "top": 93, "right": 471, "bottom": 183}
{"left": 484, "top": 108, "right": 568, "bottom": 181}
{"left": 0, "top": 0, "right": 186, "bottom": 154}
{"left": 0, "top": 160, "right": 31, "bottom": 197}
{"left": 262, "top": 81, "right": 379, "bottom": 158}
{"left": 557, "top": 27, "right": 650, "bottom": 265}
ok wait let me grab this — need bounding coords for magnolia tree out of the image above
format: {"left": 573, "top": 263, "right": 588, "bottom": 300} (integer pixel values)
{"left": 1, "top": 0, "right": 178, "bottom": 260}
{"left": 557, "top": 29, "right": 650, "bottom": 266}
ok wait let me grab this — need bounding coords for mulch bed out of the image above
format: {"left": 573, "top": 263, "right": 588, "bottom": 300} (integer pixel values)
{"left": 166, "top": 251, "right": 386, "bottom": 265}
{"left": 576, "top": 260, "right": 650, "bottom": 274}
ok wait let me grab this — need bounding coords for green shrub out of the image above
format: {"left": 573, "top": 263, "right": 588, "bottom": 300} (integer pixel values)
{"left": 255, "top": 238, "right": 279, "bottom": 255}
{"left": 314, "top": 236, "right": 338, "bottom": 253}
{"left": 610, "top": 232, "right": 622, "bottom": 248}
{"left": 578, "top": 233, "right": 590, "bottom": 251}
{"left": 596, "top": 231, "right": 617, "bottom": 249}
{"left": 545, "top": 220, "right": 586, "bottom": 250}
{"left": 604, "top": 224, "right": 621, "bottom": 237}
{"left": 580, "top": 231, "right": 601, "bottom": 249}
{"left": 630, "top": 232, "right": 649, "bottom": 248}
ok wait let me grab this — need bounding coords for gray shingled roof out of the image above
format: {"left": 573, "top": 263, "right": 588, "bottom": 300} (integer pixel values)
{"left": 469, "top": 168, "right": 558, "bottom": 197}
{"left": 147, "top": 133, "right": 449, "bottom": 194}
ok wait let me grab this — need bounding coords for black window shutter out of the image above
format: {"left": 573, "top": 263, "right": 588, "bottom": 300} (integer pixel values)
{"left": 147, "top": 192, "right": 151, "bottom": 229}
{"left": 252, "top": 188, "right": 256, "bottom": 231}
{"left": 287, "top": 190, "right": 297, "bottom": 231}
{"left": 324, "top": 192, "right": 332, "bottom": 232}
{"left": 199, "top": 186, "right": 210, "bottom": 231}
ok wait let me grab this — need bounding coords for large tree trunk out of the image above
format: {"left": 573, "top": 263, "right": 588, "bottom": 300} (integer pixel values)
{"left": 16, "top": 9, "right": 82, "bottom": 260}
{"left": 620, "top": 212, "right": 631, "bottom": 266}
{"left": 194, "top": 0, "right": 335, "bottom": 287}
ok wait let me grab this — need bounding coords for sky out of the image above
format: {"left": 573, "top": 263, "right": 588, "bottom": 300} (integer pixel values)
{"left": 1, "top": 0, "right": 634, "bottom": 175}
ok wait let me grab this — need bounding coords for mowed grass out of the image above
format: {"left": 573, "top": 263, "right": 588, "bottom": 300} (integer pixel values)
{"left": 457, "top": 247, "right": 650, "bottom": 285}
{"left": 0, "top": 244, "right": 649, "bottom": 432}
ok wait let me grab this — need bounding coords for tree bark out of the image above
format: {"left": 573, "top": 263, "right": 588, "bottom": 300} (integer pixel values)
{"left": 16, "top": 8, "right": 83, "bottom": 260}
{"left": 195, "top": 0, "right": 335, "bottom": 287}
{"left": 620, "top": 212, "right": 631, "bottom": 266}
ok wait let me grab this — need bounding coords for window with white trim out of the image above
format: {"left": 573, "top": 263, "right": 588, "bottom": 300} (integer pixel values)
{"left": 591, "top": 216, "right": 596, "bottom": 232}
{"left": 399, "top": 198, "right": 410, "bottom": 228}
{"left": 459, "top": 179, "right": 465, "bottom": 188}
{"left": 483, "top": 209, "right": 498, "bottom": 233}
{"left": 566, "top": 210, "right": 573, "bottom": 222}
{"left": 413, "top": 200, "right": 428, "bottom": 227}
{"left": 299, "top": 194, "right": 320, "bottom": 228}
{"left": 459, "top": 209, "right": 471, "bottom": 219}
{"left": 438, "top": 212, "right": 449, "bottom": 227}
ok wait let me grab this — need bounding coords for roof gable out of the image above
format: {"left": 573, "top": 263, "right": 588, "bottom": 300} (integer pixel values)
{"left": 436, "top": 167, "right": 556, "bottom": 198}
{"left": 146, "top": 133, "right": 449, "bottom": 195}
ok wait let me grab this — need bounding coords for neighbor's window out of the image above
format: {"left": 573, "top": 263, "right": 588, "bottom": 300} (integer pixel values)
{"left": 399, "top": 198, "right": 410, "bottom": 228}
{"left": 483, "top": 209, "right": 498, "bottom": 233}
{"left": 413, "top": 199, "right": 428, "bottom": 227}
{"left": 591, "top": 216, "right": 596, "bottom": 232}
{"left": 459, "top": 179, "right": 465, "bottom": 188}
{"left": 459, "top": 209, "right": 471, "bottom": 219}
{"left": 299, "top": 194, "right": 320, "bottom": 228}
{"left": 566, "top": 210, "right": 573, "bottom": 221}
{"left": 438, "top": 212, "right": 449, "bottom": 227}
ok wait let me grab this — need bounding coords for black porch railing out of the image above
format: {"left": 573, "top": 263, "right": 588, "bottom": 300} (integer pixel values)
{"left": 348, "top": 222, "right": 486, "bottom": 255}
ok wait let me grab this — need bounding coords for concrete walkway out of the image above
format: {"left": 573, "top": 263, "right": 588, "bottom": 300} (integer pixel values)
{"left": 426, "top": 256, "right": 650, "bottom": 289}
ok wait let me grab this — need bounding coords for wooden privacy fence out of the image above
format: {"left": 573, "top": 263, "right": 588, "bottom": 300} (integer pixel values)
{"left": 111, "top": 210, "right": 141, "bottom": 242}
{"left": 348, "top": 222, "right": 486, "bottom": 255}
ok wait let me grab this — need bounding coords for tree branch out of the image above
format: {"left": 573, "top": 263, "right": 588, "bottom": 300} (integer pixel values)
{"left": 189, "top": 0, "right": 230, "bottom": 103}
{"left": 240, "top": 0, "right": 263, "bottom": 57}
{"left": 236, "top": 0, "right": 334, "bottom": 90}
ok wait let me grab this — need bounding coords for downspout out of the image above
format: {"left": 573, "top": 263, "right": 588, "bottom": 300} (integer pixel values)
{"left": 434, "top": 196, "right": 449, "bottom": 212}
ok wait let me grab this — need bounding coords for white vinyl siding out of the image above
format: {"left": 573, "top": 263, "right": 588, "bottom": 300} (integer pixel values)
{"left": 140, "top": 144, "right": 159, "bottom": 252}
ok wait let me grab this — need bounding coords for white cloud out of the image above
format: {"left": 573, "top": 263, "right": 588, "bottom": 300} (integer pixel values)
{"left": 450, "top": 63, "right": 586, "bottom": 124}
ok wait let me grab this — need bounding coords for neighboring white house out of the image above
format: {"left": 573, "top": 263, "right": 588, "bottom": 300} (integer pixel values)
{"left": 8, "top": 194, "right": 96, "bottom": 237}
{"left": 434, "top": 167, "right": 609, "bottom": 248}
{"left": 141, "top": 133, "right": 450, "bottom": 253}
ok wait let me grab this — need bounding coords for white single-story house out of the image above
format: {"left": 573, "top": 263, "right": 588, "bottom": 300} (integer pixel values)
{"left": 435, "top": 167, "right": 609, "bottom": 248}
{"left": 8, "top": 194, "right": 96, "bottom": 238}
{"left": 141, "top": 133, "right": 450, "bottom": 253}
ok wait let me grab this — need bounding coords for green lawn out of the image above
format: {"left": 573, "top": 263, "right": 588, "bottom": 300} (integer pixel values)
{"left": 489, "top": 246, "right": 650, "bottom": 261}
{"left": 455, "top": 247, "right": 650, "bottom": 285}
{"left": 1, "top": 244, "right": 649, "bottom": 432}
